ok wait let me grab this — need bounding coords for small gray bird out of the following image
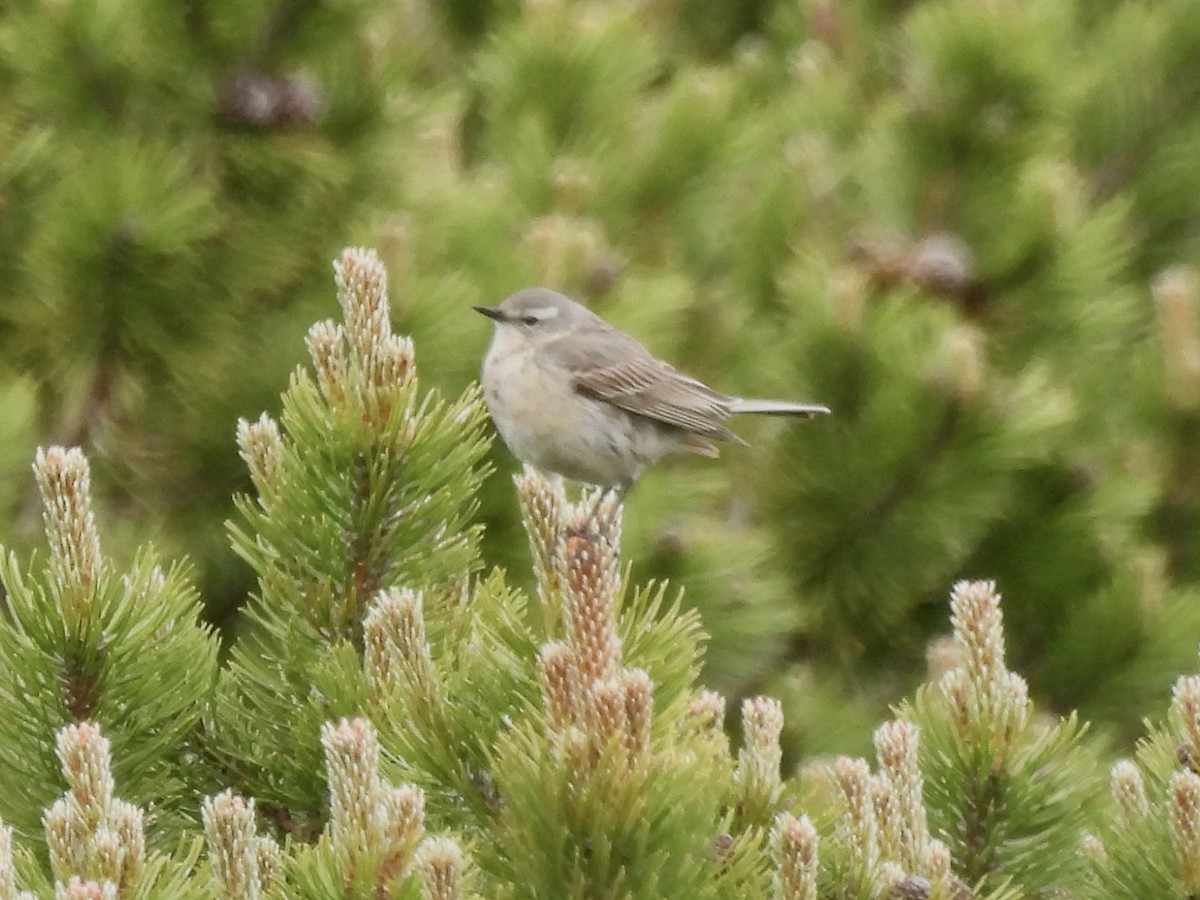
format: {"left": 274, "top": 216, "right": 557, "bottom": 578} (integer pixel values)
{"left": 475, "top": 288, "right": 829, "bottom": 494}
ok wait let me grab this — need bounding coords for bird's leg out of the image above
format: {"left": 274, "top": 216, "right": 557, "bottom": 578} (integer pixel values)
{"left": 570, "top": 482, "right": 626, "bottom": 543}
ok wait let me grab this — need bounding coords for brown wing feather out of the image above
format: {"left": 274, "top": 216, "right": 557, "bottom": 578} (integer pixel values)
{"left": 548, "top": 324, "right": 741, "bottom": 441}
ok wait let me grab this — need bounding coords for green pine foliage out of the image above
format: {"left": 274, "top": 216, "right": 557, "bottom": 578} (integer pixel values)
{"left": 900, "top": 582, "right": 1096, "bottom": 894}
{"left": 5, "top": 248, "right": 1200, "bottom": 896}
{"left": 9, "top": 0, "right": 1200, "bottom": 751}
{"left": 308, "top": 0, "right": 1200, "bottom": 753}
{"left": 0, "top": 447, "right": 219, "bottom": 845}
{"left": 1083, "top": 665, "right": 1200, "bottom": 898}
{"left": 209, "top": 249, "right": 490, "bottom": 836}
{"left": 0, "top": 0, "right": 409, "bottom": 616}
{"left": 4, "top": 0, "right": 1200, "bottom": 893}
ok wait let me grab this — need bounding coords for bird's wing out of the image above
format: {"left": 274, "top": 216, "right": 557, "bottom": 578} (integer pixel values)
{"left": 549, "top": 325, "right": 741, "bottom": 441}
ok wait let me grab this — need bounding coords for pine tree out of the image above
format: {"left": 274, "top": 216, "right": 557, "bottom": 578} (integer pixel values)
{"left": 342, "top": 0, "right": 1200, "bottom": 751}
{"left": 0, "top": 248, "right": 806, "bottom": 897}
{"left": 209, "top": 248, "right": 491, "bottom": 837}
{"left": 6, "top": 0, "right": 1200, "bottom": 891}
{"left": 2, "top": 246, "right": 1200, "bottom": 897}
{"left": 8, "top": 0, "right": 1200, "bottom": 751}
{"left": 0, "top": 0, "right": 417, "bottom": 616}
{"left": 1083, "top": 651, "right": 1200, "bottom": 897}
{"left": 204, "top": 248, "right": 780, "bottom": 896}
{"left": 0, "top": 447, "right": 218, "bottom": 844}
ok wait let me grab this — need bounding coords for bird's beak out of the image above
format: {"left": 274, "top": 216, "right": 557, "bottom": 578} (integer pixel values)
{"left": 473, "top": 305, "right": 506, "bottom": 322}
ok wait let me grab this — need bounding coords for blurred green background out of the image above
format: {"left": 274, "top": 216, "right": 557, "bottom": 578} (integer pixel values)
{"left": 2, "top": 0, "right": 1200, "bottom": 760}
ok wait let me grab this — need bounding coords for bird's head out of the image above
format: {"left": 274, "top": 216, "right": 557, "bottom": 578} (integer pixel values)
{"left": 473, "top": 288, "right": 597, "bottom": 342}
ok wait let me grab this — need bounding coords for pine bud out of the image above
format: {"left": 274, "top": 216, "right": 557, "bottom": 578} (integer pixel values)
{"left": 202, "top": 790, "right": 264, "bottom": 899}
{"left": 940, "top": 668, "right": 971, "bottom": 730}
{"left": 516, "top": 466, "right": 569, "bottom": 623}
{"left": 1171, "top": 769, "right": 1200, "bottom": 892}
{"left": 562, "top": 528, "right": 622, "bottom": 688}
{"left": 924, "top": 838, "right": 952, "bottom": 883}
{"left": 538, "top": 641, "right": 579, "bottom": 730}
{"left": 1002, "top": 672, "right": 1030, "bottom": 739}
{"left": 236, "top": 414, "right": 284, "bottom": 502}
{"left": 56, "top": 723, "right": 114, "bottom": 832}
{"left": 687, "top": 690, "right": 726, "bottom": 732}
{"left": 363, "top": 589, "right": 440, "bottom": 703}
{"left": 335, "top": 247, "right": 392, "bottom": 372}
{"left": 0, "top": 822, "right": 34, "bottom": 900}
{"left": 1173, "top": 675, "right": 1200, "bottom": 765}
{"left": 940, "top": 581, "right": 1027, "bottom": 761}
{"left": 363, "top": 601, "right": 397, "bottom": 697}
{"left": 44, "top": 665, "right": 145, "bottom": 891}
{"left": 254, "top": 837, "right": 282, "bottom": 892}
{"left": 34, "top": 446, "right": 103, "bottom": 619}
{"left": 306, "top": 320, "right": 348, "bottom": 409}
{"left": 871, "top": 774, "right": 901, "bottom": 867}
{"left": 948, "top": 580, "right": 1006, "bottom": 681}
{"left": 413, "top": 836, "right": 466, "bottom": 900}
{"left": 0, "top": 822, "right": 17, "bottom": 899}
{"left": 771, "top": 812, "right": 819, "bottom": 900}
{"left": 737, "top": 697, "right": 784, "bottom": 815}
{"left": 321, "top": 717, "right": 384, "bottom": 863}
{"left": 45, "top": 800, "right": 84, "bottom": 884}
{"left": 1109, "top": 760, "right": 1148, "bottom": 824}
{"left": 873, "top": 720, "right": 928, "bottom": 873}
{"left": 377, "top": 335, "right": 415, "bottom": 392}
{"left": 586, "top": 676, "right": 628, "bottom": 750}
{"left": 88, "top": 828, "right": 122, "bottom": 890}
{"left": 108, "top": 801, "right": 144, "bottom": 888}
{"left": 380, "top": 786, "right": 426, "bottom": 882}
{"left": 318, "top": 716, "right": 427, "bottom": 888}
{"left": 43, "top": 724, "right": 144, "bottom": 893}
{"left": 833, "top": 756, "right": 878, "bottom": 875}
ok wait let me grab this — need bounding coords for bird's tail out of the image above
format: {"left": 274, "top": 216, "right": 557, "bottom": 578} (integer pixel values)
{"left": 727, "top": 397, "right": 830, "bottom": 417}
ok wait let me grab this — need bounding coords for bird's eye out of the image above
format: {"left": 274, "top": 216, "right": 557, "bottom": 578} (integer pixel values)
{"left": 520, "top": 315, "right": 539, "bottom": 326}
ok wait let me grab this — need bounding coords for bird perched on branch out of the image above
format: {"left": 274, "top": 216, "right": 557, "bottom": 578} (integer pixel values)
{"left": 475, "top": 288, "right": 829, "bottom": 494}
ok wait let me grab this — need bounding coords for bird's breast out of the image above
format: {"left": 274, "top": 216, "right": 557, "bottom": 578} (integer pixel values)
{"left": 481, "top": 339, "right": 660, "bottom": 487}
